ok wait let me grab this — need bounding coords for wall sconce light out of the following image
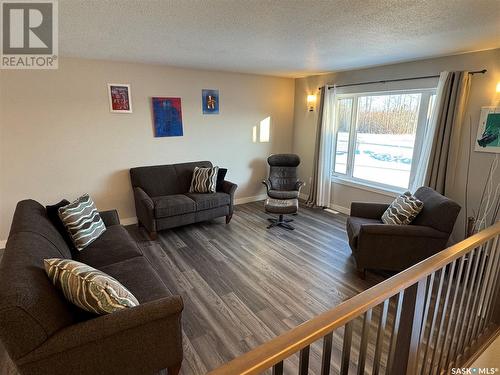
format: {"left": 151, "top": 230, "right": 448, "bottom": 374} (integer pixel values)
{"left": 496, "top": 82, "right": 500, "bottom": 93}
{"left": 307, "top": 94, "right": 317, "bottom": 112}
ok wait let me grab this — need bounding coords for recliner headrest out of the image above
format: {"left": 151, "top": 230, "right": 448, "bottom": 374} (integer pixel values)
{"left": 267, "top": 154, "right": 300, "bottom": 167}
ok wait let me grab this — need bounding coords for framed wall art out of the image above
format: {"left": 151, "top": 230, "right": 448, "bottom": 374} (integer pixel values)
{"left": 108, "top": 84, "right": 132, "bottom": 113}
{"left": 152, "top": 97, "right": 183, "bottom": 137}
{"left": 202, "top": 89, "right": 219, "bottom": 114}
{"left": 475, "top": 106, "right": 500, "bottom": 153}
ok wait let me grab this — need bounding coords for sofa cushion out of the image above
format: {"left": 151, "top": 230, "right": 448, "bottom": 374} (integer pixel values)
{"left": 0, "top": 232, "right": 80, "bottom": 360}
{"left": 267, "top": 190, "right": 299, "bottom": 199}
{"left": 44, "top": 259, "right": 139, "bottom": 315}
{"left": 74, "top": 225, "right": 142, "bottom": 268}
{"left": 58, "top": 194, "right": 106, "bottom": 251}
{"left": 152, "top": 194, "right": 196, "bottom": 218}
{"left": 46, "top": 199, "right": 76, "bottom": 252}
{"left": 173, "top": 161, "right": 213, "bottom": 192}
{"left": 346, "top": 216, "right": 382, "bottom": 250}
{"left": 186, "top": 192, "right": 230, "bottom": 211}
{"left": 9, "top": 200, "right": 72, "bottom": 259}
{"left": 413, "top": 186, "right": 461, "bottom": 233}
{"left": 99, "top": 257, "right": 172, "bottom": 303}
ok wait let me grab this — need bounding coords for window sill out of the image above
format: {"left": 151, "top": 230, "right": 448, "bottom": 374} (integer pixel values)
{"left": 331, "top": 176, "right": 403, "bottom": 198}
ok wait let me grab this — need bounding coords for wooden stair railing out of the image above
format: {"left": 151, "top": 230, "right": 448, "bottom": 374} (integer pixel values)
{"left": 208, "top": 221, "right": 500, "bottom": 375}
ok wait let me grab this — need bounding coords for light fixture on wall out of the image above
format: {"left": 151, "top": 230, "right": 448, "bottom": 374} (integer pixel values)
{"left": 496, "top": 81, "right": 500, "bottom": 93}
{"left": 306, "top": 94, "right": 317, "bottom": 112}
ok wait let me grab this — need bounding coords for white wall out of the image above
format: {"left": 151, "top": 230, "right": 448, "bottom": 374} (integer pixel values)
{"left": 293, "top": 49, "right": 500, "bottom": 241}
{"left": 0, "top": 58, "right": 295, "bottom": 240}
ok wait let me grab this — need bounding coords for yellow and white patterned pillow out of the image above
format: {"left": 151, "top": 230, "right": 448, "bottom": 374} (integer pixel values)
{"left": 44, "top": 258, "right": 139, "bottom": 314}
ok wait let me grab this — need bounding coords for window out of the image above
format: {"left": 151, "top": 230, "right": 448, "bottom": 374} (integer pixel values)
{"left": 332, "top": 89, "right": 436, "bottom": 191}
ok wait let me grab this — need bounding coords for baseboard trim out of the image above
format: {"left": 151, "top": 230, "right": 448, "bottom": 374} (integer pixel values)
{"left": 235, "top": 194, "right": 267, "bottom": 205}
{"left": 297, "top": 193, "right": 350, "bottom": 215}
{"left": 330, "top": 204, "right": 350, "bottom": 215}
{"left": 121, "top": 217, "right": 138, "bottom": 226}
{"left": 0, "top": 194, "right": 280, "bottom": 245}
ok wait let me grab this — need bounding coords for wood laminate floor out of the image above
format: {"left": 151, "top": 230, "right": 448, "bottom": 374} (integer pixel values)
{"left": 129, "top": 201, "right": 387, "bottom": 374}
{"left": 0, "top": 201, "right": 388, "bottom": 375}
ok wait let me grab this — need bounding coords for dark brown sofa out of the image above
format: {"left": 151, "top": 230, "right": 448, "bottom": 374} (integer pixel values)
{"left": 0, "top": 200, "right": 183, "bottom": 375}
{"left": 346, "top": 186, "right": 461, "bottom": 274}
{"left": 130, "top": 161, "right": 237, "bottom": 238}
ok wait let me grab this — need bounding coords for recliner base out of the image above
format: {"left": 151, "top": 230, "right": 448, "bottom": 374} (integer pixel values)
{"left": 267, "top": 215, "right": 294, "bottom": 230}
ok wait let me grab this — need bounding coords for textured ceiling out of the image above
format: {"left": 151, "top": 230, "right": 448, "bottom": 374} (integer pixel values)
{"left": 59, "top": 0, "right": 500, "bottom": 77}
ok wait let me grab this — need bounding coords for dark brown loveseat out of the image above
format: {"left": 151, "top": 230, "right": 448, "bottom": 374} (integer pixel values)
{"left": 0, "top": 200, "right": 183, "bottom": 375}
{"left": 130, "top": 161, "right": 237, "bottom": 238}
{"left": 346, "top": 186, "right": 461, "bottom": 274}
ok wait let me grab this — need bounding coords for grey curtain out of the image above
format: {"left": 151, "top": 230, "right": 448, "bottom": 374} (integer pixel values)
{"left": 425, "top": 71, "right": 471, "bottom": 195}
{"left": 306, "top": 87, "right": 326, "bottom": 207}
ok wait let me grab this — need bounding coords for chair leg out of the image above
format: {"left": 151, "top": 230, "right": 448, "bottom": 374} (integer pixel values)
{"left": 225, "top": 214, "right": 233, "bottom": 224}
{"left": 149, "top": 230, "right": 158, "bottom": 240}
{"left": 167, "top": 362, "right": 182, "bottom": 375}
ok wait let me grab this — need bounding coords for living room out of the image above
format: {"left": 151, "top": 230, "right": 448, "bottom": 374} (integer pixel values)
{"left": 0, "top": 1, "right": 499, "bottom": 374}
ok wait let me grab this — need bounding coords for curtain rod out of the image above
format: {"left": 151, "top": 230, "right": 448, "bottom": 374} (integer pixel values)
{"left": 320, "top": 69, "right": 487, "bottom": 90}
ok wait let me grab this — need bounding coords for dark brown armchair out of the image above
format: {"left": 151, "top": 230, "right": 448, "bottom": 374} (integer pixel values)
{"left": 346, "top": 186, "right": 461, "bottom": 276}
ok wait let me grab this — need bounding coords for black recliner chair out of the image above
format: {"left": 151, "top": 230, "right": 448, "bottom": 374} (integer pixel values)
{"left": 262, "top": 154, "right": 305, "bottom": 200}
{"left": 262, "top": 154, "right": 305, "bottom": 229}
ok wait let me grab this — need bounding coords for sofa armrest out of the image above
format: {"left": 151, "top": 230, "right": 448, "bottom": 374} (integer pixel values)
{"left": 360, "top": 224, "right": 449, "bottom": 239}
{"left": 350, "top": 202, "right": 390, "bottom": 219}
{"left": 133, "top": 187, "right": 155, "bottom": 232}
{"left": 99, "top": 209, "right": 120, "bottom": 227}
{"left": 355, "top": 224, "right": 451, "bottom": 272}
{"left": 221, "top": 180, "right": 238, "bottom": 215}
{"left": 18, "top": 296, "right": 183, "bottom": 373}
{"left": 134, "top": 187, "right": 154, "bottom": 209}
{"left": 221, "top": 180, "right": 238, "bottom": 196}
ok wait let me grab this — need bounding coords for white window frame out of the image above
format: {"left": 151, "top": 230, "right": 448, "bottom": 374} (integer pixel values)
{"left": 331, "top": 88, "right": 436, "bottom": 193}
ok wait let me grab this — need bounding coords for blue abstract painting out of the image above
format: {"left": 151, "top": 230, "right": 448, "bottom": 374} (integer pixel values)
{"left": 152, "top": 97, "right": 183, "bottom": 137}
{"left": 202, "top": 89, "right": 219, "bottom": 114}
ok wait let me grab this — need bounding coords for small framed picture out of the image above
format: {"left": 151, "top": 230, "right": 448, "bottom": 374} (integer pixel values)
{"left": 202, "top": 89, "right": 219, "bottom": 114}
{"left": 108, "top": 83, "right": 132, "bottom": 113}
{"left": 475, "top": 106, "right": 500, "bottom": 153}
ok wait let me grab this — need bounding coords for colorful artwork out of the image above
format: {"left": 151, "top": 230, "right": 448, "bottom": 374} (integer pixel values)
{"left": 108, "top": 84, "right": 132, "bottom": 113}
{"left": 202, "top": 89, "right": 219, "bottom": 114}
{"left": 475, "top": 107, "right": 500, "bottom": 153}
{"left": 152, "top": 97, "right": 183, "bottom": 137}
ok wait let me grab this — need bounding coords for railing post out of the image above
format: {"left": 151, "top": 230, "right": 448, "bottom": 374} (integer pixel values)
{"left": 491, "top": 278, "right": 500, "bottom": 325}
{"left": 389, "top": 278, "right": 427, "bottom": 375}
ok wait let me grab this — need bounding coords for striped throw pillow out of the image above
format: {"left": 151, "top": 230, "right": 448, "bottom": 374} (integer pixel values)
{"left": 58, "top": 194, "right": 106, "bottom": 251}
{"left": 44, "top": 258, "right": 139, "bottom": 314}
{"left": 189, "top": 166, "right": 219, "bottom": 193}
{"left": 382, "top": 191, "right": 424, "bottom": 225}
